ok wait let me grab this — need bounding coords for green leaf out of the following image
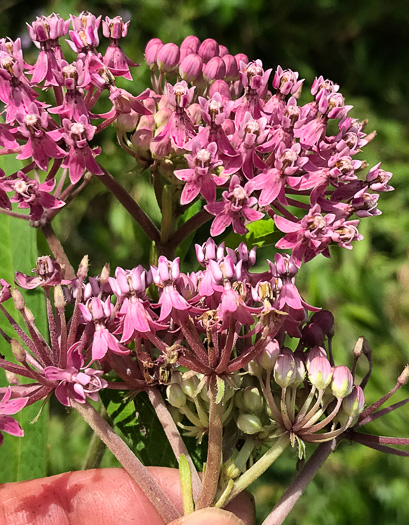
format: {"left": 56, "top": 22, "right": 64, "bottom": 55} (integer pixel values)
{"left": 0, "top": 213, "right": 48, "bottom": 482}
{"left": 179, "top": 453, "right": 194, "bottom": 514}
{"left": 100, "top": 388, "right": 178, "bottom": 467}
{"left": 224, "top": 218, "right": 279, "bottom": 249}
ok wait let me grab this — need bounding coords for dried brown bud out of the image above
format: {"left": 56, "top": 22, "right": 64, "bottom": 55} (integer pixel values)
{"left": 12, "top": 288, "right": 25, "bottom": 310}
{"left": 11, "top": 339, "right": 26, "bottom": 363}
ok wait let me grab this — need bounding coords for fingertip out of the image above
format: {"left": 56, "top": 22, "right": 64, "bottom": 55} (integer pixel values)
{"left": 170, "top": 507, "right": 246, "bottom": 525}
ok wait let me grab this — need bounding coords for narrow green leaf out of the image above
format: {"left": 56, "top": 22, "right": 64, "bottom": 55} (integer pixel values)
{"left": 0, "top": 214, "right": 48, "bottom": 481}
{"left": 179, "top": 453, "right": 194, "bottom": 515}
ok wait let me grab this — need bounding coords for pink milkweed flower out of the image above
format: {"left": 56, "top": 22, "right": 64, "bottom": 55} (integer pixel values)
{"left": 205, "top": 175, "right": 264, "bottom": 236}
{"left": 27, "top": 14, "right": 69, "bottom": 85}
{"left": 50, "top": 61, "right": 90, "bottom": 121}
{"left": 272, "top": 66, "right": 303, "bottom": 97}
{"left": 16, "top": 105, "right": 66, "bottom": 171}
{"left": 0, "top": 279, "right": 11, "bottom": 303}
{"left": 0, "top": 386, "right": 28, "bottom": 446}
{"left": 153, "top": 82, "right": 196, "bottom": 148}
{"left": 274, "top": 204, "right": 335, "bottom": 267}
{"left": 69, "top": 12, "right": 101, "bottom": 50}
{"left": 174, "top": 141, "right": 226, "bottom": 205}
{"left": 79, "top": 297, "right": 129, "bottom": 361}
{"left": 15, "top": 256, "right": 70, "bottom": 290}
{"left": 151, "top": 256, "right": 195, "bottom": 322}
{"left": 109, "top": 266, "right": 165, "bottom": 341}
{"left": 44, "top": 343, "right": 108, "bottom": 406}
{"left": 59, "top": 116, "right": 103, "bottom": 183}
{"left": 102, "top": 17, "right": 137, "bottom": 80}
{"left": 10, "top": 172, "right": 65, "bottom": 222}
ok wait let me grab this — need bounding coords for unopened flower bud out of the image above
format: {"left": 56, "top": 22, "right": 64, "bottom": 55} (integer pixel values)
{"left": 115, "top": 111, "right": 140, "bottom": 132}
{"left": 11, "top": 339, "right": 26, "bottom": 363}
{"left": 308, "top": 356, "right": 333, "bottom": 390}
{"left": 310, "top": 310, "right": 335, "bottom": 336}
{"left": 198, "top": 38, "right": 219, "bottom": 63}
{"left": 203, "top": 56, "right": 226, "bottom": 82}
{"left": 237, "top": 413, "right": 263, "bottom": 435}
{"left": 179, "top": 53, "right": 203, "bottom": 83}
{"left": 145, "top": 38, "right": 163, "bottom": 69}
{"left": 208, "top": 79, "right": 231, "bottom": 99}
{"left": 274, "top": 354, "right": 296, "bottom": 388}
{"left": 132, "top": 128, "right": 153, "bottom": 150}
{"left": 246, "top": 359, "right": 262, "bottom": 377}
{"left": 292, "top": 355, "right": 306, "bottom": 388}
{"left": 54, "top": 285, "right": 66, "bottom": 309}
{"left": 331, "top": 365, "right": 354, "bottom": 398}
{"left": 235, "top": 53, "right": 248, "bottom": 67}
{"left": 181, "top": 35, "right": 200, "bottom": 54}
{"left": 186, "top": 103, "right": 202, "bottom": 125}
{"left": 255, "top": 339, "right": 280, "bottom": 371}
{"left": 243, "top": 387, "right": 263, "bottom": 414}
{"left": 222, "top": 54, "right": 239, "bottom": 81}
{"left": 154, "top": 107, "right": 173, "bottom": 129}
{"left": 301, "top": 322, "right": 325, "bottom": 347}
{"left": 166, "top": 383, "right": 187, "bottom": 409}
{"left": 157, "top": 43, "right": 180, "bottom": 73}
{"left": 306, "top": 347, "right": 327, "bottom": 370}
{"left": 180, "top": 374, "right": 200, "bottom": 398}
{"left": 342, "top": 385, "right": 365, "bottom": 417}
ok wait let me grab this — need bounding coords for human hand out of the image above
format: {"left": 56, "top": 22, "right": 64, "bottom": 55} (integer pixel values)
{"left": 0, "top": 467, "right": 255, "bottom": 525}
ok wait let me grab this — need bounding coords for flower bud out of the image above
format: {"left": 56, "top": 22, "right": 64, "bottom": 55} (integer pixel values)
{"left": 115, "top": 111, "right": 140, "bottom": 132}
{"left": 154, "top": 107, "right": 173, "bottom": 129}
{"left": 166, "top": 383, "right": 187, "bottom": 408}
{"left": 198, "top": 38, "right": 219, "bottom": 63}
{"left": 219, "top": 44, "right": 229, "bottom": 57}
{"left": 181, "top": 35, "right": 200, "bottom": 54}
{"left": 234, "top": 53, "right": 248, "bottom": 68}
{"left": 157, "top": 43, "right": 180, "bottom": 73}
{"left": 331, "top": 366, "right": 354, "bottom": 398}
{"left": 132, "top": 128, "right": 153, "bottom": 150}
{"left": 78, "top": 255, "right": 89, "bottom": 279}
{"left": 54, "top": 285, "right": 66, "bottom": 309}
{"left": 255, "top": 339, "right": 280, "bottom": 371}
{"left": 245, "top": 359, "right": 262, "bottom": 377}
{"left": 309, "top": 310, "right": 335, "bottom": 336}
{"left": 398, "top": 365, "right": 409, "bottom": 385}
{"left": 186, "top": 103, "right": 202, "bottom": 125}
{"left": 179, "top": 53, "right": 203, "bottom": 82}
{"left": 308, "top": 356, "right": 333, "bottom": 390}
{"left": 274, "top": 354, "right": 296, "bottom": 388}
{"left": 203, "top": 56, "right": 226, "bottom": 82}
{"left": 301, "top": 322, "right": 325, "bottom": 347}
{"left": 180, "top": 374, "right": 200, "bottom": 398}
{"left": 208, "top": 79, "right": 231, "bottom": 99}
{"left": 223, "top": 459, "right": 240, "bottom": 479}
{"left": 342, "top": 385, "right": 365, "bottom": 417}
{"left": 222, "top": 54, "right": 239, "bottom": 81}
{"left": 145, "top": 39, "right": 163, "bottom": 70}
{"left": 237, "top": 413, "right": 263, "bottom": 435}
{"left": 243, "top": 387, "right": 263, "bottom": 414}
{"left": 306, "top": 347, "right": 327, "bottom": 370}
{"left": 292, "top": 355, "right": 306, "bottom": 388}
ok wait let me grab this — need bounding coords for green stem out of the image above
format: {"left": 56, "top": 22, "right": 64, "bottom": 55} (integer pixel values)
{"left": 234, "top": 438, "right": 256, "bottom": 473}
{"left": 220, "top": 433, "right": 290, "bottom": 507}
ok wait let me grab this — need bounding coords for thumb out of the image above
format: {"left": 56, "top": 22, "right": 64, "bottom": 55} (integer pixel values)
{"left": 170, "top": 507, "right": 246, "bottom": 525}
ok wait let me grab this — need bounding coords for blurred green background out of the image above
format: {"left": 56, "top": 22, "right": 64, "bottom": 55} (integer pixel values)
{"left": 1, "top": 0, "right": 409, "bottom": 523}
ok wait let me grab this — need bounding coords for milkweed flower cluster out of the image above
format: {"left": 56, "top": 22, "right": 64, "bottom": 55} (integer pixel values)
{"left": 0, "top": 11, "right": 407, "bottom": 520}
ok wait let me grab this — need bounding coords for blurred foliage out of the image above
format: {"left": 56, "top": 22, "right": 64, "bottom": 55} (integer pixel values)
{"left": 1, "top": 0, "right": 409, "bottom": 523}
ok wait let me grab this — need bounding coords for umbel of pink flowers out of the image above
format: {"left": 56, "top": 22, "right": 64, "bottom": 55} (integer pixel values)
{"left": 0, "top": 11, "right": 392, "bottom": 266}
